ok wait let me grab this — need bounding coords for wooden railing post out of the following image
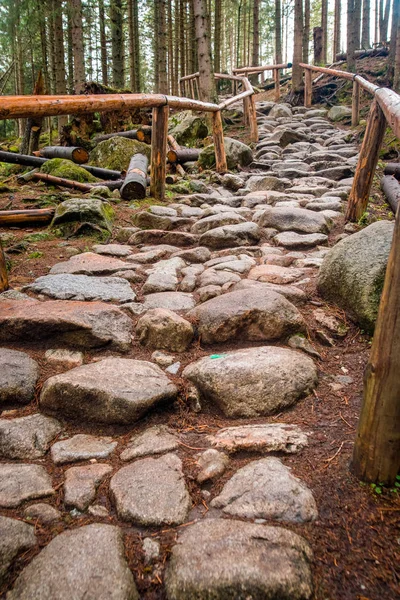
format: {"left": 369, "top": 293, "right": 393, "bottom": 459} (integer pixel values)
{"left": 189, "top": 79, "right": 195, "bottom": 98}
{"left": 351, "top": 203, "right": 400, "bottom": 485}
{"left": 304, "top": 68, "right": 312, "bottom": 108}
{"left": 248, "top": 94, "right": 259, "bottom": 142}
{"left": 150, "top": 104, "right": 169, "bottom": 200}
{"left": 212, "top": 110, "right": 227, "bottom": 173}
{"left": 243, "top": 97, "right": 250, "bottom": 126}
{"left": 0, "top": 241, "right": 9, "bottom": 293}
{"left": 352, "top": 80, "right": 360, "bottom": 126}
{"left": 274, "top": 68, "right": 280, "bottom": 102}
{"left": 345, "top": 98, "right": 387, "bottom": 221}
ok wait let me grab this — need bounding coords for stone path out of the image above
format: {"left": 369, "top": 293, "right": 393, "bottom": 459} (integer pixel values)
{"left": 0, "top": 102, "right": 358, "bottom": 599}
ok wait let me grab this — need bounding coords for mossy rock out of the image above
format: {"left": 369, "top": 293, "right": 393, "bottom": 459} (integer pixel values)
{"left": 198, "top": 137, "right": 253, "bottom": 171}
{"left": 51, "top": 197, "right": 114, "bottom": 237}
{"left": 89, "top": 136, "right": 151, "bottom": 171}
{"left": 41, "top": 159, "right": 98, "bottom": 183}
{"left": 168, "top": 111, "right": 209, "bottom": 146}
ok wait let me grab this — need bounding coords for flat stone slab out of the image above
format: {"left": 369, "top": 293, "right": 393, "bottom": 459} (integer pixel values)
{"left": 142, "top": 257, "right": 185, "bottom": 294}
{"left": 120, "top": 425, "right": 179, "bottom": 461}
{"left": 183, "top": 346, "right": 317, "bottom": 418}
{"left": 209, "top": 423, "right": 308, "bottom": 454}
{"left": 6, "top": 524, "right": 138, "bottom": 600}
{"left": 64, "top": 464, "right": 112, "bottom": 511}
{"left": 40, "top": 357, "right": 178, "bottom": 424}
{"left": 196, "top": 449, "right": 228, "bottom": 483}
{"left": 93, "top": 244, "right": 133, "bottom": 257}
{"left": 258, "top": 206, "right": 330, "bottom": 233}
{"left": 0, "top": 348, "right": 39, "bottom": 405}
{"left": 0, "top": 414, "right": 62, "bottom": 460}
{"left": 27, "top": 274, "right": 136, "bottom": 303}
{"left": 0, "top": 300, "right": 133, "bottom": 351}
{"left": 199, "top": 222, "right": 261, "bottom": 249}
{"left": 51, "top": 434, "right": 117, "bottom": 464}
{"left": 211, "top": 457, "right": 318, "bottom": 523}
{"left": 23, "top": 503, "right": 61, "bottom": 525}
{"left": 191, "top": 213, "right": 246, "bottom": 235}
{"left": 248, "top": 264, "right": 305, "bottom": 284}
{"left": 187, "top": 288, "right": 305, "bottom": 344}
{"left": 50, "top": 252, "right": 134, "bottom": 275}
{"left": 143, "top": 292, "right": 196, "bottom": 312}
{"left": 129, "top": 230, "right": 198, "bottom": 247}
{"left": 110, "top": 453, "right": 191, "bottom": 526}
{"left": 232, "top": 279, "right": 307, "bottom": 304}
{"left": 165, "top": 519, "right": 313, "bottom": 600}
{"left": 0, "top": 464, "right": 54, "bottom": 508}
{"left": 0, "top": 516, "right": 36, "bottom": 585}
{"left": 274, "top": 231, "right": 329, "bottom": 249}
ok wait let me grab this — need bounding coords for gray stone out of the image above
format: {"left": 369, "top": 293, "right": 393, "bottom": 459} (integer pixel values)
{"left": 211, "top": 457, "right": 318, "bottom": 523}
{"left": 328, "top": 105, "right": 353, "bottom": 121}
{"left": 6, "top": 524, "right": 138, "bottom": 600}
{"left": 258, "top": 206, "right": 330, "bottom": 233}
{"left": 27, "top": 274, "right": 136, "bottom": 303}
{"left": 136, "top": 308, "right": 193, "bottom": 352}
{"left": 197, "top": 284, "right": 222, "bottom": 302}
{"left": 191, "top": 212, "right": 245, "bottom": 235}
{"left": 171, "top": 246, "right": 211, "bottom": 263}
{"left": 288, "top": 334, "right": 321, "bottom": 358}
{"left": 232, "top": 279, "right": 307, "bottom": 305}
{"left": 50, "top": 252, "right": 134, "bottom": 276}
{"left": 318, "top": 221, "right": 394, "bottom": 333}
{"left": 110, "top": 453, "right": 191, "bottom": 526}
{"left": 198, "top": 137, "right": 253, "bottom": 170}
{"left": 0, "top": 414, "right": 62, "bottom": 459}
{"left": 142, "top": 257, "right": 185, "bottom": 294}
{"left": 165, "top": 519, "right": 313, "bottom": 600}
{"left": 51, "top": 434, "right": 117, "bottom": 465}
{"left": 151, "top": 350, "right": 176, "bottom": 367}
{"left": 169, "top": 110, "right": 208, "bottom": 145}
{"left": 0, "top": 349, "right": 39, "bottom": 405}
{"left": 143, "top": 292, "right": 196, "bottom": 312}
{"left": 0, "top": 516, "right": 36, "bottom": 584}
{"left": 209, "top": 423, "right": 308, "bottom": 454}
{"left": 50, "top": 198, "right": 114, "bottom": 236}
{"left": 0, "top": 300, "right": 133, "bottom": 352}
{"left": 246, "top": 175, "right": 289, "bottom": 192}
{"left": 248, "top": 264, "right": 305, "bottom": 284}
{"left": 40, "top": 358, "right": 177, "bottom": 425}
{"left": 269, "top": 103, "right": 292, "bottom": 118}
{"left": 196, "top": 449, "right": 229, "bottom": 483}
{"left": 142, "top": 538, "right": 160, "bottom": 564}
{"left": 0, "top": 290, "right": 31, "bottom": 301}
{"left": 93, "top": 244, "right": 132, "bottom": 257}
{"left": 45, "top": 348, "right": 84, "bottom": 368}
{"left": 198, "top": 268, "right": 241, "bottom": 288}
{"left": 0, "top": 464, "right": 54, "bottom": 508}
{"left": 64, "top": 464, "right": 112, "bottom": 511}
{"left": 127, "top": 246, "right": 179, "bottom": 264}
{"left": 187, "top": 288, "right": 304, "bottom": 345}
{"left": 129, "top": 230, "right": 198, "bottom": 247}
{"left": 183, "top": 346, "right": 317, "bottom": 418}
{"left": 274, "top": 231, "right": 328, "bottom": 249}
{"left": 120, "top": 425, "right": 179, "bottom": 461}
{"left": 199, "top": 222, "right": 261, "bottom": 249}
{"left": 23, "top": 503, "right": 61, "bottom": 525}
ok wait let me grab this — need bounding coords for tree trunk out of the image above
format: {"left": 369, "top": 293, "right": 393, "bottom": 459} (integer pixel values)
{"left": 303, "top": 0, "right": 310, "bottom": 63}
{"left": 99, "top": 0, "right": 108, "bottom": 85}
{"left": 168, "top": 0, "right": 174, "bottom": 94}
{"left": 179, "top": 0, "right": 186, "bottom": 78}
{"left": 53, "top": 0, "right": 67, "bottom": 131}
{"left": 362, "top": 0, "right": 371, "bottom": 47}
{"left": 380, "top": 0, "right": 391, "bottom": 42}
{"left": 321, "top": 0, "right": 328, "bottom": 64}
{"left": 275, "top": 0, "right": 282, "bottom": 64}
{"left": 110, "top": 0, "right": 124, "bottom": 88}
{"left": 333, "top": 0, "right": 341, "bottom": 58}
{"left": 214, "top": 0, "right": 222, "bottom": 75}
{"left": 66, "top": 8, "right": 74, "bottom": 93}
{"left": 387, "top": 0, "right": 399, "bottom": 85}
{"left": 155, "top": 0, "right": 168, "bottom": 93}
{"left": 128, "top": 0, "right": 141, "bottom": 92}
{"left": 394, "top": 17, "right": 400, "bottom": 92}
{"left": 292, "top": 0, "right": 303, "bottom": 92}
{"left": 351, "top": 202, "right": 400, "bottom": 486}
{"left": 174, "top": 0, "right": 180, "bottom": 92}
{"left": 37, "top": 0, "right": 50, "bottom": 93}
{"left": 252, "top": 0, "right": 260, "bottom": 68}
{"left": 70, "top": 0, "right": 86, "bottom": 93}
{"left": 0, "top": 241, "right": 8, "bottom": 293}
{"left": 347, "top": 0, "right": 362, "bottom": 72}
{"left": 193, "top": 0, "right": 215, "bottom": 102}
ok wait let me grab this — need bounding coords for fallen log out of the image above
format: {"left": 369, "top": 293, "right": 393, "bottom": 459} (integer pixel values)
{"left": 120, "top": 154, "right": 148, "bottom": 200}
{"left": 94, "top": 126, "right": 151, "bottom": 145}
{"left": 335, "top": 47, "right": 389, "bottom": 61}
{"left": 259, "top": 74, "right": 292, "bottom": 91}
{"left": 29, "top": 172, "right": 94, "bottom": 192}
{"left": 91, "top": 179, "right": 124, "bottom": 190}
{"left": 167, "top": 148, "right": 200, "bottom": 164}
{"left": 0, "top": 241, "right": 8, "bottom": 292}
{"left": 384, "top": 163, "right": 400, "bottom": 180}
{"left": 34, "top": 146, "right": 90, "bottom": 164}
{"left": 0, "top": 150, "right": 121, "bottom": 181}
{"left": 381, "top": 175, "right": 400, "bottom": 213}
{"left": 167, "top": 135, "right": 185, "bottom": 177}
{"left": 0, "top": 208, "right": 55, "bottom": 227}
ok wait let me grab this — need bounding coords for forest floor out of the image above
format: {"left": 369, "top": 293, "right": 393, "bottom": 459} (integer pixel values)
{"left": 0, "top": 74, "right": 400, "bottom": 599}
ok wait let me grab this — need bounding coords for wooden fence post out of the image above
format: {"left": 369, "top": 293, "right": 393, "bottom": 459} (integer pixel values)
{"left": 274, "top": 68, "right": 280, "bottom": 102}
{"left": 0, "top": 241, "right": 9, "bottom": 293}
{"left": 189, "top": 79, "right": 195, "bottom": 98}
{"left": 243, "top": 97, "right": 250, "bottom": 126}
{"left": 212, "top": 110, "right": 227, "bottom": 173}
{"left": 248, "top": 95, "right": 259, "bottom": 142}
{"left": 304, "top": 68, "right": 312, "bottom": 108}
{"left": 345, "top": 99, "right": 387, "bottom": 222}
{"left": 351, "top": 203, "right": 400, "bottom": 485}
{"left": 150, "top": 104, "right": 169, "bottom": 200}
{"left": 352, "top": 80, "right": 360, "bottom": 126}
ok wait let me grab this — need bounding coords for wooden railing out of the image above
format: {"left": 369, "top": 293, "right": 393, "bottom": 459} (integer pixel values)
{"left": 233, "top": 62, "right": 291, "bottom": 103}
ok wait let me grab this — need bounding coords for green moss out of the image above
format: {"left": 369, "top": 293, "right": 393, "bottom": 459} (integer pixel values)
{"left": 168, "top": 111, "right": 209, "bottom": 146}
{"left": 24, "top": 231, "right": 53, "bottom": 243}
{"left": 41, "top": 159, "right": 98, "bottom": 183}
{"left": 89, "top": 137, "right": 151, "bottom": 171}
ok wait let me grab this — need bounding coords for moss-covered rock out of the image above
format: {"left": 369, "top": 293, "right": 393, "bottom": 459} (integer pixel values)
{"left": 169, "top": 111, "right": 208, "bottom": 146}
{"left": 41, "top": 159, "right": 98, "bottom": 183}
{"left": 198, "top": 137, "right": 253, "bottom": 171}
{"left": 317, "top": 221, "right": 394, "bottom": 333}
{"left": 89, "top": 137, "right": 151, "bottom": 171}
{"left": 89, "top": 186, "right": 113, "bottom": 199}
{"left": 50, "top": 198, "right": 115, "bottom": 237}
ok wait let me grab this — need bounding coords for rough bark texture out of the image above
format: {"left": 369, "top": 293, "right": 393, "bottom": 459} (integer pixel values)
{"left": 194, "top": 0, "right": 215, "bottom": 102}
{"left": 0, "top": 242, "right": 8, "bottom": 293}
{"left": 347, "top": 0, "right": 361, "bottom": 72}
{"left": 128, "top": 0, "right": 141, "bottom": 92}
{"left": 314, "top": 27, "right": 323, "bottom": 65}
{"left": 321, "top": 0, "right": 328, "bottom": 63}
{"left": 361, "top": 0, "right": 371, "bottom": 48}
{"left": 275, "top": 0, "right": 282, "bottom": 65}
{"left": 110, "top": 0, "right": 124, "bottom": 89}
{"left": 387, "top": 0, "right": 400, "bottom": 86}
{"left": 333, "top": 0, "right": 341, "bottom": 57}
{"left": 70, "top": 0, "right": 86, "bottom": 94}
{"left": 303, "top": 0, "right": 310, "bottom": 63}
{"left": 99, "top": 0, "right": 108, "bottom": 85}
{"left": 150, "top": 105, "right": 169, "bottom": 200}
{"left": 292, "top": 0, "right": 303, "bottom": 92}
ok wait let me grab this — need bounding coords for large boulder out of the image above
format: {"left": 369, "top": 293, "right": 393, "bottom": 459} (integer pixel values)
{"left": 41, "top": 159, "right": 97, "bottom": 183}
{"left": 182, "top": 346, "right": 317, "bottom": 418}
{"left": 51, "top": 198, "right": 114, "bottom": 236}
{"left": 89, "top": 136, "right": 151, "bottom": 171}
{"left": 0, "top": 516, "right": 36, "bottom": 585}
{"left": 198, "top": 137, "right": 253, "bottom": 170}
{"left": 327, "top": 106, "right": 353, "bottom": 122}
{"left": 168, "top": 110, "right": 208, "bottom": 145}
{"left": 258, "top": 206, "right": 330, "bottom": 234}
{"left": 317, "top": 221, "right": 394, "bottom": 332}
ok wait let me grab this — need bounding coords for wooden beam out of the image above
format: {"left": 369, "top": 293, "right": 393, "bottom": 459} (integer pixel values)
{"left": 212, "top": 110, "right": 227, "bottom": 173}
{"left": 0, "top": 208, "right": 55, "bottom": 226}
{"left": 0, "top": 241, "right": 8, "bottom": 293}
{"left": 150, "top": 105, "right": 169, "bottom": 200}
{"left": 351, "top": 203, "right": 400, "bottom": 485}
{"left": 248, "top": 94, "right": 259, "bottom": 142}
{"left": 352, "top": 80, "right": 360, "bottom": 126}
{"left": 345, "top": 99, "right": 387, "bottom": 222}
{"left": 304, "top": 68, "right": 312, "bottom": 108}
